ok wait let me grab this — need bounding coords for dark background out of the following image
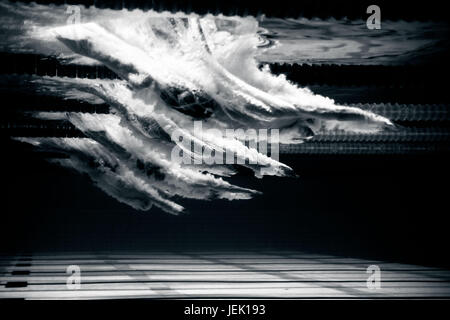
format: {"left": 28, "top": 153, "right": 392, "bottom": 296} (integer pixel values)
{"left": 2, "top": 137, "right": 449, "bottom": 268}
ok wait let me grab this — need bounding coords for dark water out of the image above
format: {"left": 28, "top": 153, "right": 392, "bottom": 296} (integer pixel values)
{"left": 260, "top": 18, "right": 450, "bottom": 65}
{"left": 2, "top": 138, "right": 449, "bottom": 268}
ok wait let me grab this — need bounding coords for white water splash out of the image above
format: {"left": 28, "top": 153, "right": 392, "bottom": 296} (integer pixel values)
{"left": 12, "top": 10, "right": 393, "bottom": 214}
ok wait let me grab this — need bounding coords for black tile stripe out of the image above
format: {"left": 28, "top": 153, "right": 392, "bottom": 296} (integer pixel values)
{"left": 5, "top": 281, "right": 28, "bottom": 288}
{"left": 11, "top": 270, "right": 31, "bottom": 275}
{"left": 5, "top": 256, "right": 31, "bottom": 289}
{"left": 14, "top": 263, "right": 31, "bottom": 267}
